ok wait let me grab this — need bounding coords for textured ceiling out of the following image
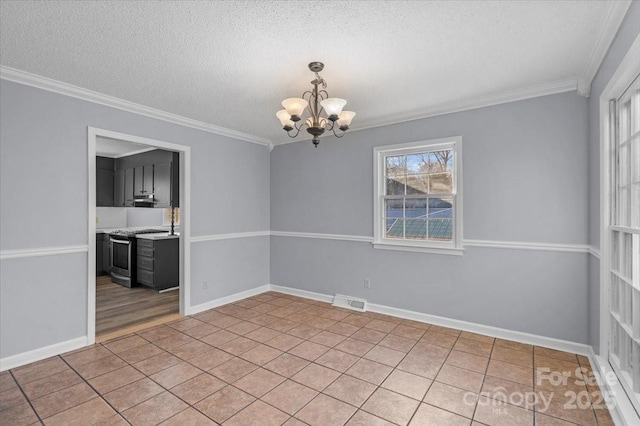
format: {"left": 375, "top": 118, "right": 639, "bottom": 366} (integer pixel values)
{"left": 0, "top": 1, "right": 626, "bottom": 144}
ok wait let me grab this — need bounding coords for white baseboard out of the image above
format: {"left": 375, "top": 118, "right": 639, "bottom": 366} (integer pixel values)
{"left": 186, "top": 284, "right": 271, "bottom": 316}
{"left": 0, "top": 336, "right": 87, "bottom": 372}
{"left": 268, "top": 284, "right": 592, "bottom": 356}
{"left": 589, "top": 349, "right": 640, "bottom": 425}
{"left": 269, "top": 284, "right": 334, "bottom": 304}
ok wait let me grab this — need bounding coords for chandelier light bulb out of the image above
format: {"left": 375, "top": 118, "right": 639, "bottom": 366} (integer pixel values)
{"left": 337, "top": 111, "right": 356, "bottom": 128}
{"left": 276, "top": 109, "right": 294, "bottom": 129}
{"left": 320, "top": 98, "right": 347, "bottom": 120}
{"left": 281, "top": 98, "right": 308, "bottom": 120}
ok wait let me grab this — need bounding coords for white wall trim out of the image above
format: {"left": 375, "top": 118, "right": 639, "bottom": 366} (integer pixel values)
{"left": 589, "top": 246, "right": 601, "bottom": 259}
{"left": 270, "top": 231, "right": 373, "bottom": 243}
{"left": 463, "top": 239, "right": 590, "bottom": 254}
{"left": 0, "top": 245, "right": 89, "bottom": 260}
{"left": 190, "top": 231, "right": 271, "bottom": 243}
{"left": 0, "top": 337, "right": 87, "bottom": 372}
{"left": 589, "top": 349, "right": 640, "bottom": 425}
{"left": 269, "top": 284, "right": 591, "bottom": 356}
{"left": 0, "top": 66, "right": 271, "bottom": 147}
{"left": 270, "top": 231, "right": 591, "bottom": 254}
{"left": 186, "top": 284, "right": 270, "bottom": 316}
{"left": 577, "top": 0, "right": 633, "bottom": 97}
{"left": 273, "top": 78, "right": 578, "bottom": 146}
{"left": 269, "top": 284, "right": 334, "bottom": 304}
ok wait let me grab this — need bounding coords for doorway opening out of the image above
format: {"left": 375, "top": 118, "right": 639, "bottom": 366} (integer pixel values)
{"left": 87, "top": 127, "right": 191, "bottom": 344}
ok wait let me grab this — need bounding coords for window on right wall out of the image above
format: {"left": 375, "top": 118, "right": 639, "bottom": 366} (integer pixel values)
{"left": 373, "top": 136, "right": 463, "bottom": 255}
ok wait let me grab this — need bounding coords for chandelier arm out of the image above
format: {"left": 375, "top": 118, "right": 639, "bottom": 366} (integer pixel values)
{"left": 331, "top": 126, "right": 346, "bottom": 138}
{"left": 286, "top": 127, "right": 301, "bottom": 138}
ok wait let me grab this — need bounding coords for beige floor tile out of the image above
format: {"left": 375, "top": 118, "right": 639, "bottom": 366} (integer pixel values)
{"left": 362, "top": 388, "right": 420, "bottom": 425}
{"left": 263, "top": 353, "right": 310, "bottom": 377}
{"left": 335, "top": 337, "right": 375, "bottom": 357}
{"left": 366, "top": 319, "right": 398, "bottom": 333}
{"left": 410, "top": 403, "right": 471, "bottom": 425}
{"left": 138, "top": 325, "right": 181, "bottom": 342}
{"left": 423, "top": 381, "right": 477, "bottom": 418}
{"left": 533, "top": 347, "right": 578, "bottom": 363}
{"left": 534, "top": 412, "right": 578, "bottom": 425}
{"left": 122, "top": 391, "right": 188, "bottom": 425}
{"left": 21, "top": 369, "right": 83, "bottom": 401}
{"left": 364, "top": 345, "right": 407, "bottom": 367}
{"left": 453, "top": 338, "right": 493, "bottom": 357}
{"left": 209, "top": 357, "right": 257, "bottom": 383}
{"left": 390, "top": 324, "right": 426, "bottom": 341}
{"left": 323, "top": 374, "right": 377, "bottom": 407}
{"left": 327, "top": 321, "right": 361, "bottom": 337}
{"left": 347, "top": 410, "right": 396, "bottom": 425}
{"left": 381, "top": 369, "right": 432, "bottom": 400}
{"left": 0, "top": 388, "right": 39, "bottom": 425}
{"left": 378, "top": 333, "right": 417, "bottom": 352}
{"left": 446, "top": 350, "right": 490, "bottom": 373}
{"left": 436, "top": 364, "right": 485, "bottom": 393}
{"left": 62, "top": 346, "right": 112, "bottom": 368}
{"left": 474, "top": 396, "right": 534, "bottom": 425}
{"left": 169, "top": 373, "right": 226, "bottom": 404}
{"left": 352, "top": 327, "right": 387, "bottom": 344}
{"left": 288, "top": 340, "right": 330, "bottom": 361}
{"left": 166, "top": 317, "right": 205, "bottom": 331}
{"left": 397, "top": 353, "right": 444, "bottom": 379}
{"left": 420, "top": 330, "right": 458, "bottom": 348}
{"left": 0, "top": 371, "right": 17, "bottom": 393}
{"left": 342, "top": 314, "right": 373, "bottom": 328}
{"left": 262, "top": 380, "right": 318, "bottom": 415}
{"left": 225, "top": 320, "right": 262, "bottom": 335}
{"left": 492, "top": 345, "right": 534, "bottom": 368}
{"left": 233, "top": 367, "right": 286, "bottom": 397}
{"left": 31, "top": 382, "right": 97, "bottom": 419}
{"left": 287, "top": 324, "right": 322, "bottom": 339}
{"left": 168, "top": 340, "right": 214, "bottom": 361}
{"left": 218, "top": 336, "right": 260, "bottom": 356}
{"left": 459, "top": 331, "right": 495, "bottom": 345}
{"left": 535, "top": 390, "right": 597, "bottom": 425}
{"left": 150, "top": 361, "right": 202, "bottom": 389}
{"left": 194, "top": 385, "right": 255, "bottom": 423}
{"left": 346, "top": 358, "right": 394, "bottom": 385}
{"left": 187, "top": 347, "right": 234, "bottom": 371}
{"left": 43, "top": 397, "right": 116, "bottom": 426}
{"left": 429, "top": 325, "right": 462, "bottom": 336}
{"left": 295, "top": 394, "right": 357, "bottom": 425}
{"left": 12, "top": 357, "right": 69, "bottom": 385}
{"left": 159, "top": 407, "right": 215, "bottom": 425}
{"left": 89, "top": 365, "right": 145, "bottom": 394}
{"left": 103, "top": 378, "right": 165, "bottom": 412}
{"left": 315, "top": 348, "right": 360, "bottom": 372}
{"left": 182, "top": 323, "right": 220, "bottom": 339}
{"left": 310, "top": 330, "right": 347, "bottom": 347}
{"left": 495, "top": 339, "right": 533, "bottom": 353}
{"left": 225, "top": 400, "right": 290, "bottom": 426}
{"left": 103, "top": 335, "right": 148, "bottom": 354}
{"left": 239, "top": 344, "right": 283, "bottom": 365}
{"left": 200, "top": 329, "right": 239, "bottom": 347}
{"left": 409, "top": 342, "right": 451, "bottom": 361}
{"left": 292, "top": 363, "right": 341, "bottom": 391}
{"left": 265, "top": 333, "right": 304, "bottom": 352}
{"left": 116, "top": 343, "right": 165, "bottom": 364}
{"left": 132, "top": 352, "right": 182, "bottom": 376}
{"left": 480, "top": 375, "right": 535, "bottom": 409}
{"left": 486, "top": 359, "right": 533, "bottom": 386}
{"left": 245, "top": 326, "right": 283, "bottom": 343}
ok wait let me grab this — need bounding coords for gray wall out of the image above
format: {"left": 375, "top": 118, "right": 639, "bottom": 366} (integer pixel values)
{"left": 586, "top": 1, "right": 640, "bottom": 352}
{"left": 0, "top": 79, "right": 270, "bottom": 359}
{"left": 271, "top": 91, "right": 591, "bottom": 343}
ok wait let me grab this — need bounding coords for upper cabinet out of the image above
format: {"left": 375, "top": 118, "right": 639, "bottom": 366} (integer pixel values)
{"left": 109, "top": 150, "right": 179, "bottom": 208}
{"left": 96, "top": 157, "right": 114, "bottom": 207}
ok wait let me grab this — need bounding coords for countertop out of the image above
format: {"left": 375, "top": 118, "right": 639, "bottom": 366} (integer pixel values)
{"left": 136, "top": 232, "right": 180, "bottom": 240}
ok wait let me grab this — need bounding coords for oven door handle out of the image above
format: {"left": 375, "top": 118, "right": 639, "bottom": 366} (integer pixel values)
{"left": 110, "top": 238, "right": 131, "bottom": 245}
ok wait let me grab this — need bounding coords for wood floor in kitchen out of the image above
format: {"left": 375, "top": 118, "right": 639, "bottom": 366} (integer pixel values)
{"left": 96, "top": 275, "right": 179, "bottom": 338}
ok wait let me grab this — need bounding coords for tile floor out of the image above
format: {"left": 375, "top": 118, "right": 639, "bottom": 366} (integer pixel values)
{"left": 1, "top": 291, "right": 615, "bottom": 425}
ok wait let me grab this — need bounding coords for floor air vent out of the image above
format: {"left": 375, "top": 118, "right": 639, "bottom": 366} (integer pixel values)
{"left": 332, "top": 294, "right": 367, "bottom": 312}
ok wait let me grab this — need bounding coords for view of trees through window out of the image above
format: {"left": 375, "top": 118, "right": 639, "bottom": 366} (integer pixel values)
{"left": 384, "top": 150, "right": 454, "bottom": 241}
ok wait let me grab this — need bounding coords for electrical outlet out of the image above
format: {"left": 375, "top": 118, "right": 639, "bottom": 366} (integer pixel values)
{"left": 202, "top": 280, "right": 208, "bottom": 289}
{"left": 364, "top": 278, "right": 371, "bottom": 289}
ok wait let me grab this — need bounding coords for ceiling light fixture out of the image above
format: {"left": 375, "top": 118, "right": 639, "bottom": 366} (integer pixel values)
{"left": 276, "top": 62, "right": 356, "bottom": 147}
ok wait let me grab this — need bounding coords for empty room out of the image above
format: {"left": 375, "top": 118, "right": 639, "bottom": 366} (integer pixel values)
{"left": 1, "top": 1, "right": 639, "bottom": 425}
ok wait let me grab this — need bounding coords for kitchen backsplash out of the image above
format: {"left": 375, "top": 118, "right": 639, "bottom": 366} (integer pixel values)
{"left": 96, "top": 207, "right": 165, "bottom": 229}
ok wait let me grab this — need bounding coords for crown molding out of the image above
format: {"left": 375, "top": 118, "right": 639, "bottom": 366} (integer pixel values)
{"left": 0, "top": 66, "right": 271, "bottom": 147}
{"left": 272, "top": 77, "right": 578, "bottom": 146}
{"left": 577, "top": 0, "right": 632, "bottom": 97}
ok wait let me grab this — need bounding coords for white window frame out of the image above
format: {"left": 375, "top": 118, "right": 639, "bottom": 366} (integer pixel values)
{"left": 373, "top": 136, "right": 463, "bottom": 255}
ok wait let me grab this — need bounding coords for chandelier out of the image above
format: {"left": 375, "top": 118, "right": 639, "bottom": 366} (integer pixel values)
{"left": 276, "top": 62, "right": 356, "bottom": 147}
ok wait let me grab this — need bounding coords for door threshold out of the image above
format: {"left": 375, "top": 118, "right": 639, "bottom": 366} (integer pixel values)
{"left": 96, "top": 312, "right": 183, "bottom": 343}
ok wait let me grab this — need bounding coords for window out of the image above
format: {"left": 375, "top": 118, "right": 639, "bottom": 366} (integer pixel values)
{"left": 373, "top": 137, "right": 462, "bottom": 255}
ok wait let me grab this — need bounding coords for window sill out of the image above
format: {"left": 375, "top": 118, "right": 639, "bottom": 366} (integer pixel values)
{"left": 372, "top": 242, "right": 464, "bottom": 256}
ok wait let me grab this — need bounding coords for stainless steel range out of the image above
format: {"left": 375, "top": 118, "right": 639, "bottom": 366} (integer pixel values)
{"left": 109, "top": 228, "right": 165, "bottom": 287}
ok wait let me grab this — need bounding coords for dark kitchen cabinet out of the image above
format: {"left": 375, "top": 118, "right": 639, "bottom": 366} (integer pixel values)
{"left": 114, "top": 168, "right": 135, "bottom": 207}
{"left": 134, "top": 165, "right": 153, "bottom": 197}
{"left": 96, "top": 233, "right": 104, "bottom": 275}
{"left": 154, "top": 162, "right": 171, "bottom": 208}
{"left": 96, "top": 157, "right": 114, "bottom": 207}
{"left": 136, "top": 237, "right": 179, "bottom": 291}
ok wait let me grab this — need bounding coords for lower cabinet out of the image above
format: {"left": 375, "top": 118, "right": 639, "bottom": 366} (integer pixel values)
{"left": 136, "top": 237, "right": 179, "bottom": 291}
{"left": 96, "top": 233, "right": 111, "bottom": 276}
